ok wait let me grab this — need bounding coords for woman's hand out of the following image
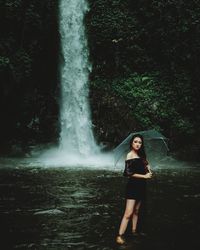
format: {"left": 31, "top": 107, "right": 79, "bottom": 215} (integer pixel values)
{"left": 146, "top": 164, "right": 152, "bottom": 174}
{"left": 144, "top": 172, "right": 152, "bottom": 179}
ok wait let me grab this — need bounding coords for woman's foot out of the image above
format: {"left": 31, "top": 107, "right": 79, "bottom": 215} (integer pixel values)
{"left": 116, "top": 235, "right": 126, "bottom": 244}
{"left": 132, "top": 230, "right": 147, "bottom": 238}
{"left": 131, "top": 230, "right": 139, "bottom": 237}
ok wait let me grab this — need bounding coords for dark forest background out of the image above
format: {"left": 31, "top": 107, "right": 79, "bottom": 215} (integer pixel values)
{"left": 0, "top": 0, "right": 200, "bottom": 160}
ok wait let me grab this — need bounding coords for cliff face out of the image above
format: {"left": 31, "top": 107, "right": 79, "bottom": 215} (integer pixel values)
{"left": 0, "top": 0, "right": 199, "bottom": 159}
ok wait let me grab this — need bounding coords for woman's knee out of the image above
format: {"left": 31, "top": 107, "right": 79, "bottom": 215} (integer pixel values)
{"left": 133, "top": 207, "right": 140, "bottom": 216}
{"left": 124, "top": 210, "right": 133, "bottom": 219}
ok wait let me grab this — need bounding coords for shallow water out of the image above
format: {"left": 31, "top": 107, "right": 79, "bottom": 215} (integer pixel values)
{"left": 0, "top": 159, "right": 200, "bottom": 250}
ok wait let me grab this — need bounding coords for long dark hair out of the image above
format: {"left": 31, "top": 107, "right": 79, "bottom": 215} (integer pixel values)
{"left": 129, "top": 134, "right": 148, "bottom": 164}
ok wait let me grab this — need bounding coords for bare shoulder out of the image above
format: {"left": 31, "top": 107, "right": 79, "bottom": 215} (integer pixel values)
{"left": 126, "top": 152, "right": 133, "bottom": 160}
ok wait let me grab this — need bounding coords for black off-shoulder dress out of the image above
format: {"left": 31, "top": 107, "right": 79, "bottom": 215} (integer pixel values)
{"left": 125, "top": 158, "right": 148, "bottom": 201}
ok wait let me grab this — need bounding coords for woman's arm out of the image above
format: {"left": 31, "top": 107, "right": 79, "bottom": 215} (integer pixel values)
{"left": 131, "top": 173, "right": 152, "bottom": 179}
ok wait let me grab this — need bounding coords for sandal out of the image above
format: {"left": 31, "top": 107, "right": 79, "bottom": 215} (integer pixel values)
{"left": 131, "top": 230, "right": 139, "bottom": 237}
{"left": 116, "top": 235, "right": 126, "bottom": 244}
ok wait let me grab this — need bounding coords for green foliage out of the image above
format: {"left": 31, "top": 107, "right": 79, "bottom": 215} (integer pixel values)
{"left": 87, "top": 0, "right": 200, "bottom": 78}
{"left": 0, "top": 56, "right": 9, "bottom": 68}
{"left": 0, "top": 0, "right": 59, "bottom": 151}
{"left": 10, "top": 49, "right": 32, "bottom": 82}
{"left": 87, "top": 0, "right": 200, "bottom": 158}
{"left": 90, "top": 70, "right": 199, "bottom": 156}
{"left": 0, "top": 0, "right": 199, "bottom": 159}
{"left": 112, "top": 73, "right": 195, "bottom": 133}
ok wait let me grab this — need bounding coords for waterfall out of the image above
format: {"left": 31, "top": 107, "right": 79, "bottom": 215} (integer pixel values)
{"left": 59, "top": 0, "right": 99, "bottom": 156}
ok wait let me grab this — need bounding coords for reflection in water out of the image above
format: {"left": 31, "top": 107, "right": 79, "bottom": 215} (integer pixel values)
{"left": 0, "top": 162, "right": 200, "bottom": 249}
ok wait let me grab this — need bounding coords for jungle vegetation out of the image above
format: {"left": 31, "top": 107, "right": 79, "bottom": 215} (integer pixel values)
{"left": 0, "top": 0, "right": 200, "bottom": 160}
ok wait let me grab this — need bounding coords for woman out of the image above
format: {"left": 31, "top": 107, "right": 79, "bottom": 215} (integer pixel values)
{"left": 116, "top": 134, "right": 152, "bottom": 245}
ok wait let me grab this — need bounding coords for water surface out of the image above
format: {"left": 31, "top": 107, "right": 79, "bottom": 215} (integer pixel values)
{"left": 0, "top": 160, "right": 200, "bottom": 249}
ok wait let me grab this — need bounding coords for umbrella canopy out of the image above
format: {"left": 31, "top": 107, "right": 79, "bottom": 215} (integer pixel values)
{"left": 113, "top": 129, "right": 169, "bottom": 166}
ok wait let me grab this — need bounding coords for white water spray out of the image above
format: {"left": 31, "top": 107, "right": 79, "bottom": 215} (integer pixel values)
{"left": 37, "top": 0, "right": 114, "bottom": 166}
{"left": 59, "top": 0, "right": 99, "bottom": 156}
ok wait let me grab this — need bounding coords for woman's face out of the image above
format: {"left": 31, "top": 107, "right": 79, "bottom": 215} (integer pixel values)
{"left": 131, "top": 137, "right": 142, "bottom": 151}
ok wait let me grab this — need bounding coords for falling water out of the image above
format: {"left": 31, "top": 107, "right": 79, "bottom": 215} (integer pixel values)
{"left": 59, "top": 0, "right": 99, "bottom": 156}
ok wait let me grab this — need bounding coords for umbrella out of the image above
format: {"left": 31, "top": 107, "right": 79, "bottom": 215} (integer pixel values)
{"left": 113, "top": 129, "right": 169, "bottom": 166}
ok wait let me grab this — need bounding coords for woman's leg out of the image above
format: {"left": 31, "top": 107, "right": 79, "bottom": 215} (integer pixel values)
{"left": 131, "top": 200, "right": 141, "bottom": 233}
{"left": 118, "top": 199, "right": 136, "bottom": 236}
